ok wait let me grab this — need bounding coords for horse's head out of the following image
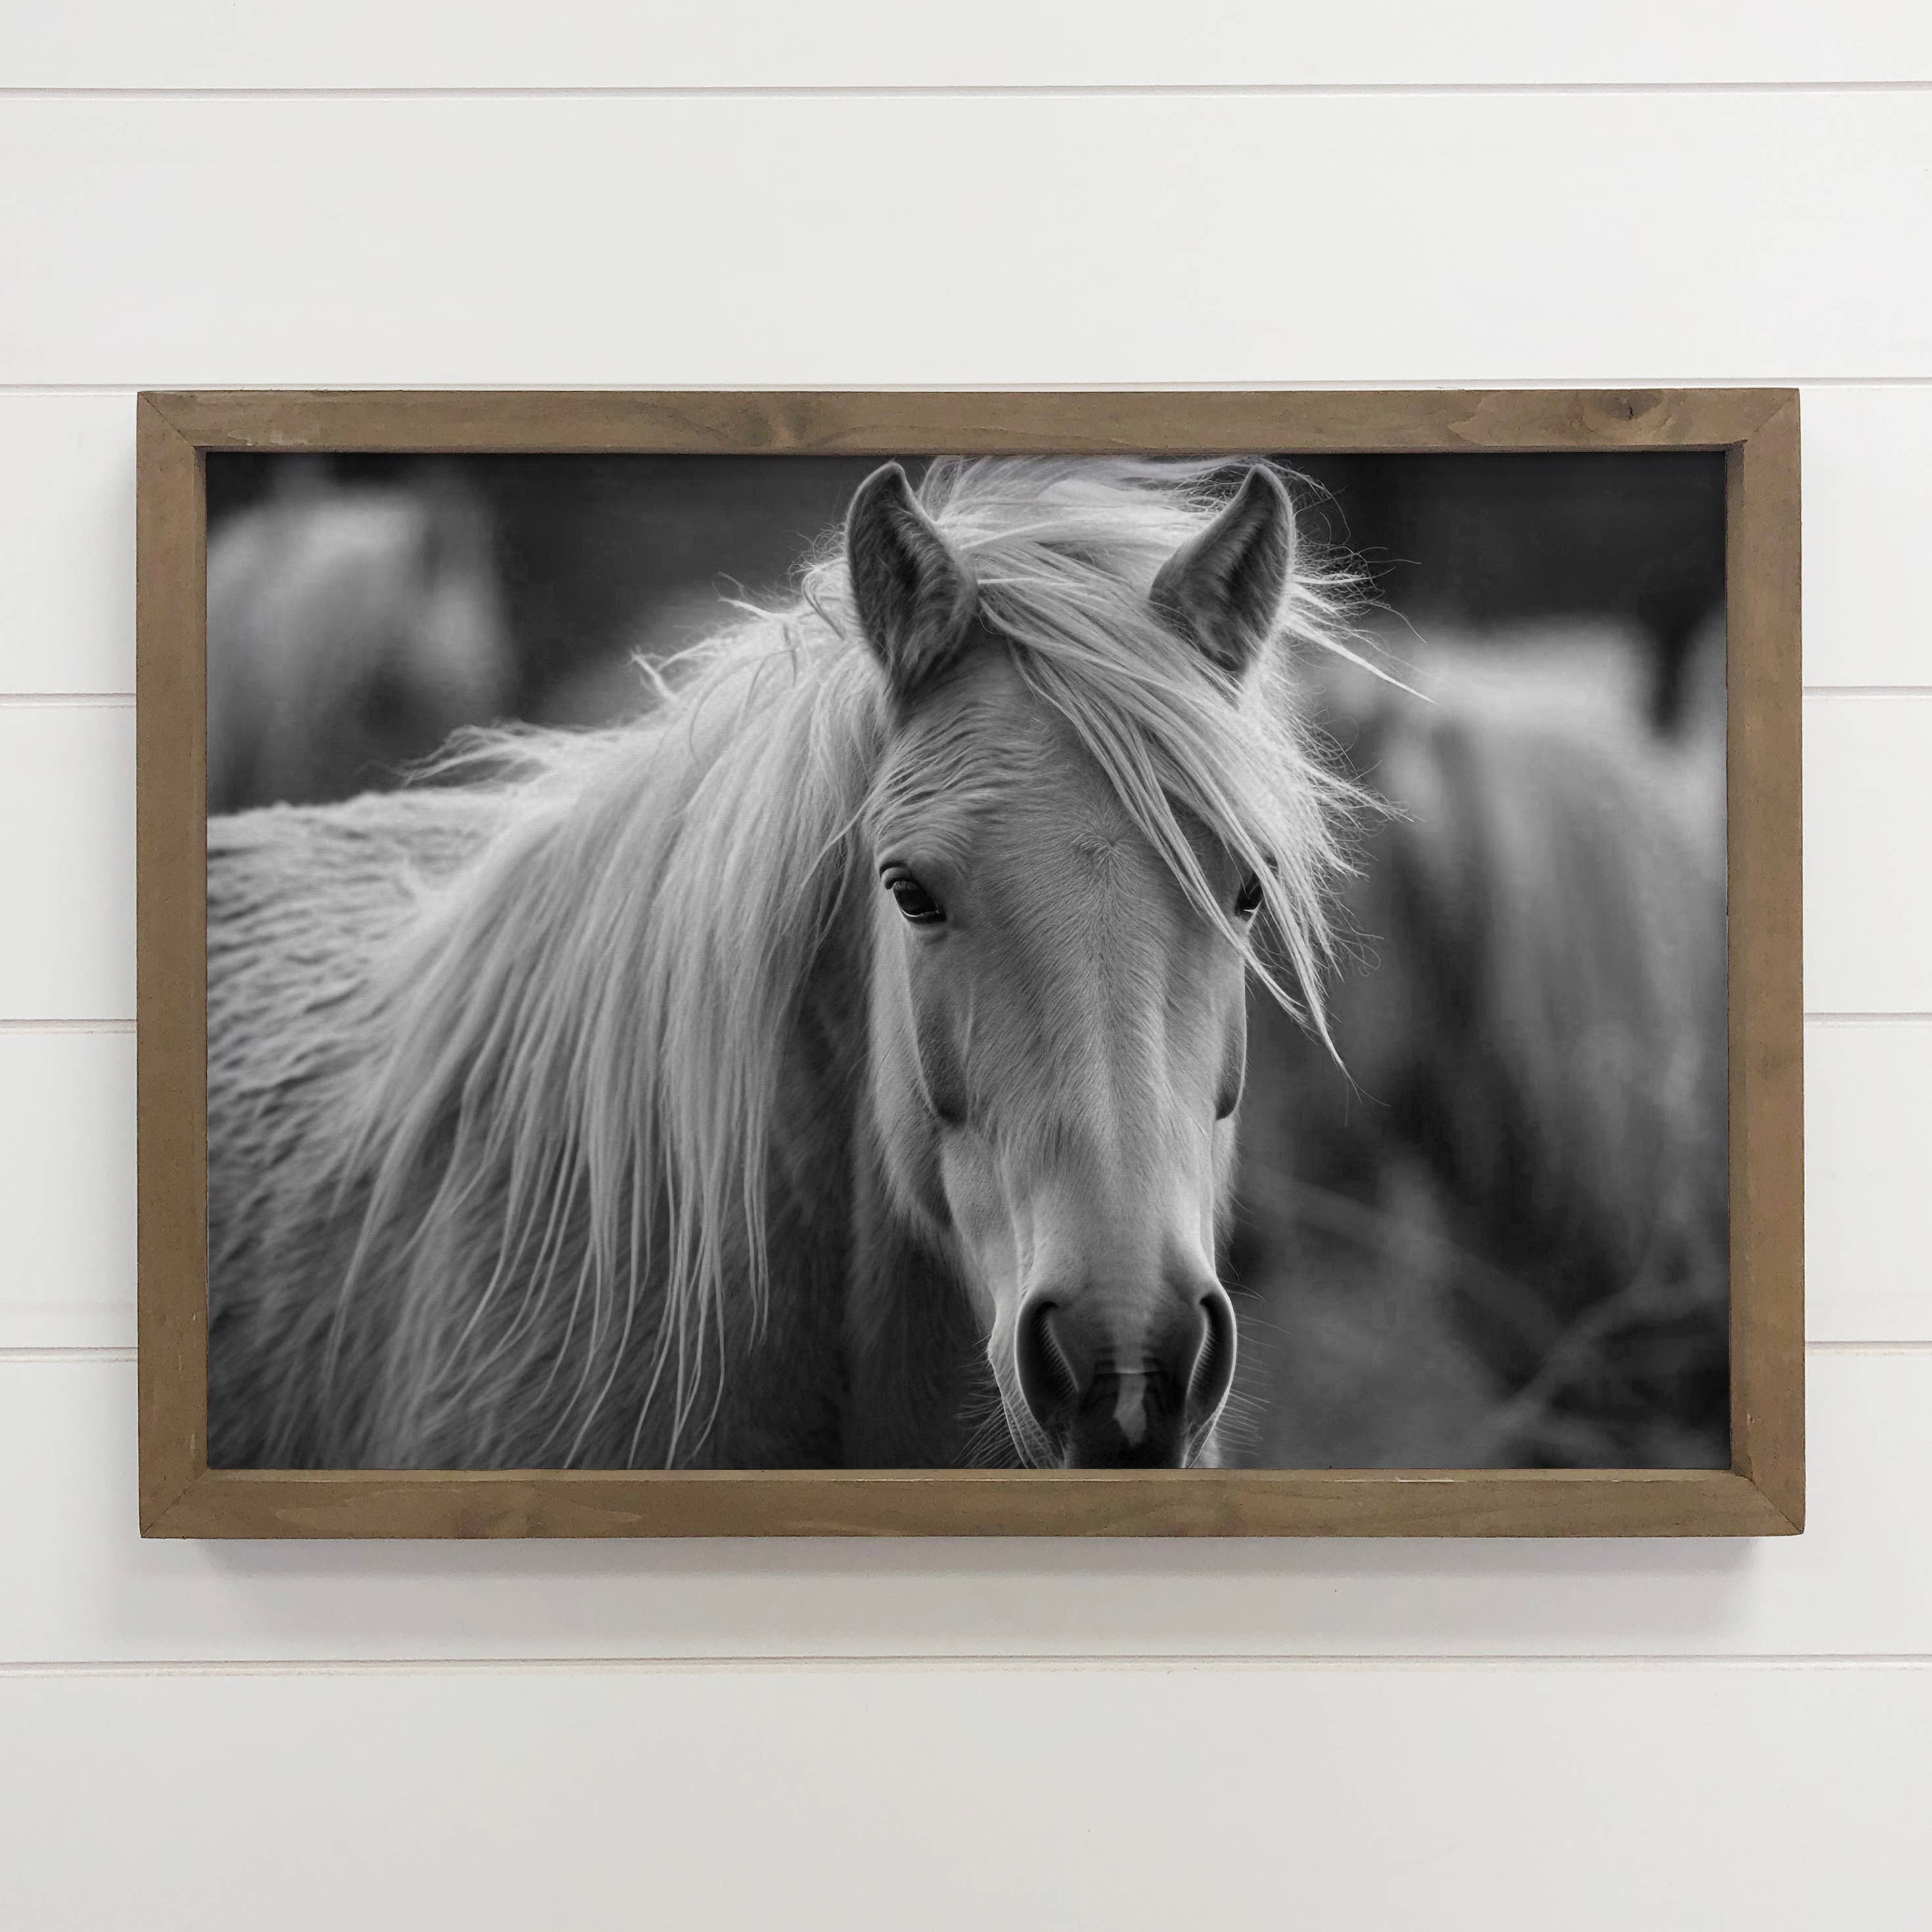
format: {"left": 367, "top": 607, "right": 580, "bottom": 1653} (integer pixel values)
{"left": 848, "top": 461, "right": 1304, "bottom": 1467}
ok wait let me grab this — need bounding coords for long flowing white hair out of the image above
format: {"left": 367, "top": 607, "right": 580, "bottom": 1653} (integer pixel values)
{"left": 322, "top": 457, "right": 1368, "bottom": 1465}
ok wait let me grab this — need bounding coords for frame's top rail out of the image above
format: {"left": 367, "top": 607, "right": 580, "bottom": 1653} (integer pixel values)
{"left": 139, "top": 386, "right": 1799, "bottom": 457}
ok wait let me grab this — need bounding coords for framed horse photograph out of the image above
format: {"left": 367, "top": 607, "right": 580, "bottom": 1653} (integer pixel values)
{"left": 135, "top": 388, "right": 1803, "bottom": 1538}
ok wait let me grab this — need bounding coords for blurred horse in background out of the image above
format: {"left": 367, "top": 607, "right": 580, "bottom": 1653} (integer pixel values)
{"left": 1290, "top": 452, "right": 1725, "bottom": 735}
{"left": 1231, "top": 626, "right": 1728, "bottom": 1469}
{"left": 207, "top": 463, "right": 514, "bottom": 812}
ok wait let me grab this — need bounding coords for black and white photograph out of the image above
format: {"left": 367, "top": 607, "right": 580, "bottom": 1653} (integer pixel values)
{"left": 202, "top": 445, "right": 1728, "bottom": 1474}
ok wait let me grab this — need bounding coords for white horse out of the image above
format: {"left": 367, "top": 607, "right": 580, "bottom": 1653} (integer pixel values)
{"left": 207, "top": 457, "right": 1364, "bottom": 1470}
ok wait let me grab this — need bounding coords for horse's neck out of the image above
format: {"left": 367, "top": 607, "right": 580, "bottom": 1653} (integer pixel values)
{"left": 808, "top": 910, "right": 991, "bottom": 1469}
{"left": 838, "top": 1159, "right": 989, "bottom": 1460}
{"left": 840, "top": 1149, "right": 990, "bottom": 1467}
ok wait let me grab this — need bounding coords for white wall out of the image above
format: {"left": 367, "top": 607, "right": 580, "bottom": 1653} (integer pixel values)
{"left": 3, "top": 11, "right": 1929, "bottom": 1926}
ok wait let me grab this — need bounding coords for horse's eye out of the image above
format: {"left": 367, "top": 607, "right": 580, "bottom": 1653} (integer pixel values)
{"left": 1234, "top": 871, "right": 1265, "bottom": 919}
{"left": 884, "top": 870, "right": 945, "bottom": 925}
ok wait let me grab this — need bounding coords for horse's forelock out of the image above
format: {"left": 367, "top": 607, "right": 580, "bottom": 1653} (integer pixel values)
{"left": 911, "top": 459, "right": 1371, "bottom": 1034}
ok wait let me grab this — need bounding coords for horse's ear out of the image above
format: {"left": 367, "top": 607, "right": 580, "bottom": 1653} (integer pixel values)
{"left": 1151, "top": 466, "right": 1296, "bottom": 681}
{"left": 845, "top": 463, "right": 977, "bottom": 701}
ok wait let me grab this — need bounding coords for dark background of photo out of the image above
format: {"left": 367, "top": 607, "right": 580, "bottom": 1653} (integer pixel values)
{"left": 208, "top": 449, "right": 1724, "bottom": 764}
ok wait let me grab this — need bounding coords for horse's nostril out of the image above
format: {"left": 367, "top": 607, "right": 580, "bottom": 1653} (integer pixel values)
{"left": 1015, "top": 1297, "right": 1082, "bottom": 1429}
{"left": 1188, "top": 1283, "right": 1239, "bottom": 1421}
{"left": 1015, "top": 1283, "right": 1237, "bottom": 1465}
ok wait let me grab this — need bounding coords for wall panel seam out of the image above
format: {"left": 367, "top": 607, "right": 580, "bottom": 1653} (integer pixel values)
{"left": 5, "top": 81, "right": 1932, "bottom": 103}
{"left": 0, "top": 695, "right": 135, "bottom": 708}
{"left": 0, "top": 1019, "right": 135, "bottom": 1033}
{"left": 5, "top": 1655, "right": 1932, "bottom": 1678}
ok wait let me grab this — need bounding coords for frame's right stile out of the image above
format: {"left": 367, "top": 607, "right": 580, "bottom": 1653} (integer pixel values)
{"left": 136, "top": 387, "right": 1803, "bottom": 1538}
{"left": 1724, "top": 392, "right": 1805, "bottom": 1531}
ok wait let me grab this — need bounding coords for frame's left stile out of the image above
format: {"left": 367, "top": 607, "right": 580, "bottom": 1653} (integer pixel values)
{"left": 136, "top": 398, "right": 212, "bottom": 1534}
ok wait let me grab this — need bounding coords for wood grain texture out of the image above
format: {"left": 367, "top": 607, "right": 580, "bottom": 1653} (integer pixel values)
{"left": 143, "top": 1468, "right": 1793, "bottom": 1540}
{"left": 135, "top": 399, "right": 207, "bottom": 1532}
{"left": 145, "top": 386, "right": 1789, "bottom": 455}
{"left": 1725, "top": 396, "right": 1806, "bottom": 1531}
{"left": 135, "top": 387, "right": 1805, "bottom": 1538}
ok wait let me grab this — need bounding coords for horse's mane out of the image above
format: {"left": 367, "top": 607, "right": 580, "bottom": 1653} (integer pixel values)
{"left": 325, "top": 457, "right": 1365, "bottom": 1465}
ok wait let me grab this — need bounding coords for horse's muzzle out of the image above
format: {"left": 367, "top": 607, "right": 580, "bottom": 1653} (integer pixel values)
{"left": 1014, "top": 1282, "right": 1237, "bottom": 1467}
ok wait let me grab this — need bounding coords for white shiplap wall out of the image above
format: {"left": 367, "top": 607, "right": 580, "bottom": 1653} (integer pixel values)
{"left": 2, "top": 11, "right": 1929, "bottom": 1925}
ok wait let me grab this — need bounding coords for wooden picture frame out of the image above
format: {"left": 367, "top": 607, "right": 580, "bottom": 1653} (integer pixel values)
{"left": 137, "top": 388, "right": 1803, "bottom": 1538}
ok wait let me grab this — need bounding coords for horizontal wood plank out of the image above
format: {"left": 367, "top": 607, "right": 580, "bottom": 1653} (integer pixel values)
{"left": 1803, "top": 384, "right": 1932, "bottom": 687}
{"left": 0, "top": 1031, "right": 133, "bottom": 1350}
{"left": 1803, "top": 696, "right": 1932, "bottom": 1013}
{"left": 5, "top": 1661, "right": 1929, "bottom": 1932}
{"left": 0, "top": 394, "right": 134, "bottom": 694}
{"left": 0, "top": 706, "right": 133, "bottom": 1019}
{"left": 4, "top": 2, "right": 1929, "bottom": 89}
{"left": 0, "top": 1350, "right": 1927, "bottom": 1659}
{"left": 1, "top": 95, "right": 1928, "bottom": 386}
{"left": 1807, "top": 1023, "right": 1932, "bottom": 1338}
